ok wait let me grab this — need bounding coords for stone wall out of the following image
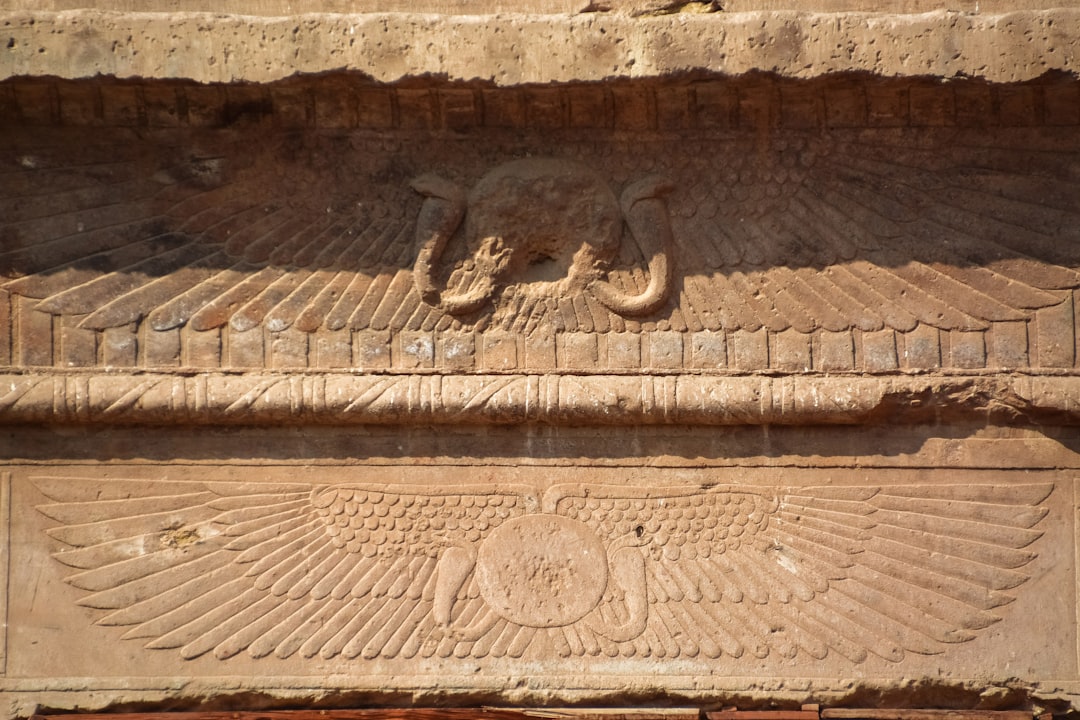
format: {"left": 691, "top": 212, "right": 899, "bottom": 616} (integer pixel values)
{"left": 1, "top": 5, "right": 1079, "bottom": 720}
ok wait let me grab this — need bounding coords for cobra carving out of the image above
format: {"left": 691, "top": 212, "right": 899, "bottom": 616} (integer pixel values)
{"left": 411, "top": 158, "right": 675, "bottom": 316}
{"left": 35, "top": 478, "right": 1051, "bottom": 662}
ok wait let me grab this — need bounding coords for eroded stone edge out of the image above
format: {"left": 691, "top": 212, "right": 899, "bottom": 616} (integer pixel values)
{"left": 0, "top": 473, "right": 8, "bottom": 680}
{"left": 0, "top": 9, "right": 1077, "bottom": 84}
{"left": 3, "top": 677, "right": 1080, "bottom": 719}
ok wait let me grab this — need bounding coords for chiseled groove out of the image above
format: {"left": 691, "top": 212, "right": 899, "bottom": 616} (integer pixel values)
{"left": 843, "top": 259, "right": 985, "bottom": 330}
{"left": 35, "top": 238, "right": 205, "bottom": 315}
{"left": 64, "top": 535, "right": 218, "bottom": 592}
{"left": 323, "top": 594, "right": 390, "bottom": 659}
{"left": 47, "top": 505, "right": 219, "bottom": 549}
{"left": 269, "top": 540, "right": 338, "bottom": 598}
{"left": 859, "top": 548, "right": 1012, "bottom": 611}
{"left": 821, "top": 580, "right": 934, "bottom": 657}
{"left": 847, "top": 561, "right": 996, "bottom": 635}
{"left": 189, "top": 266, "right": 287, "bottom": 330}
{"left": 300, "top": 595, "right": 367, "bottom": 660}
{"left": 37, "top": 490, "right": 215, "bottom": 524}
{"left": 211, "top": 494, "right": 308, "bottom": 517}
{"left": 214, "top": 594, "right": 299, "bottom": 659}
{"left": 127, "top": 576, "right": 249, "bottom": 644}
{"left": 235, "top": 519, "right": 321, "bottom": 567}
{"left": 344, "top": 593, "right": 415, "bottom": 659}
{"left": 148, "top": 260, "right": 259, "bottom": 330}
{"left": 368, "top": 268, "right": 417, "bottom": 331}
{"left": 344, "top": 267, "right": 397, "bottom": 330}
{"left": 725, "top": 269, "right": 790, "bottom": 333}
{"left": 84, "top": 556, "right": 229, "bottom": 623}
{"left": 81, "top": 248, "right": 231, "bottom": 329}
{"left": 872, "top": 520, "right": 1040, "bottom": 568}
{"left": 230, "top": 267, "right": 314, "bottom": 332}
{"left": 777, "top": 509, "right": 874, "bottom": 539}
{"left": 246, "top": 597, "right": 316, "bottom": 658}
{"left": 274, "top": 596, "right": 349, "bottom": 658}
{"left": 871, "top": 506, "right": 1043, "bottom": 548}
{"left": 248, "top": 525, "right": 329, "bottom": 591}
{"left": 109, "top": 563, "right": 243, "bottom": 632}
{"left": 159, "top": 586, "right": 264, "bottom": 655}
{"left": 341, "top": 377, "right": 400, "bottom": 413}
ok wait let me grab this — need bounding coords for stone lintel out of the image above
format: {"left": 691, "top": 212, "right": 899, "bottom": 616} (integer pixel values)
{"left": 0, "top": 9, "right": 1077, "bottom": 85}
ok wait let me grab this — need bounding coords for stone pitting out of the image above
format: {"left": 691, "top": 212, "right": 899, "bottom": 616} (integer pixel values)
{"left": 0, "top": 10, "right": 1078, "bottom": 84}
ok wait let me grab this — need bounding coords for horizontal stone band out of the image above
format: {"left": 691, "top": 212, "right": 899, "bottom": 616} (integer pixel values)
{"left": 2, "top": 371, "right": 1078, "bottom": 425}
{"left": 1, "top": 10, "right": 1077, "bottom": 84}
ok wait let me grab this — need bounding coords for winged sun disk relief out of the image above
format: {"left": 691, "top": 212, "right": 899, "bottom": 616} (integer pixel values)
{"left": 35, "top": 479, "right": 1052, "bottom": 663}
{"left": 4, "top": 135, "right": 1080, "bottom": 337}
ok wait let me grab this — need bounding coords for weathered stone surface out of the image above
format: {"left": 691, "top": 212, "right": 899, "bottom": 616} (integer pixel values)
{"left": 2, "top": 2, "right": 1080, "bottom": 716}
{"left": 1, "top": 10, "right": 1078, "bottom": 84}
{"left": 0, "top": 432, "right": 1078, "bottom": 717}
{"left": 2, "top": 76, "right": 1079, "bottom": 395}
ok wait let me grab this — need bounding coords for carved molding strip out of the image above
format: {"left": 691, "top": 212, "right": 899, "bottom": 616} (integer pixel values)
{"left": 2, "top": 371, "right": 1079, "bottom": 425}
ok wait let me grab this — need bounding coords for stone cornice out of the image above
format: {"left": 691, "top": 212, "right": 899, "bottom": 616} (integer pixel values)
{"left": 1, "top": 9, "right": 1077, "bottom": 85}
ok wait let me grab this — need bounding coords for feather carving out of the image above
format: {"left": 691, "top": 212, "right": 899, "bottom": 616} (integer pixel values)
{"left": 2, "top": 128, "right": 1079, "bottom": 336}
{"left": 35, "top": 476, "right": 1053, "bottom": 662}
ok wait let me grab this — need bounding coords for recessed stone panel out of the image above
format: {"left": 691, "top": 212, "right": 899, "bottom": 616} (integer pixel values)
{"left": 4, "top": 461, "right": 1075, "bottom": 712}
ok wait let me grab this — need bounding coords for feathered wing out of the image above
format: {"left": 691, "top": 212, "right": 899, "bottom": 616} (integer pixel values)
{"left": 664, "top": 131, "right": 1080, "bottom": 333}
{"left": 33, "top": 476, "right": 537, "bottom": 660}
{"left": 5, "top": 128, "right": 1080, "bottom": 338}
{"left": 548, "top": 482, "right": 1053, "bottom": 661}
{"left": 0, "top": 131, "right": 452, "bottom": 335}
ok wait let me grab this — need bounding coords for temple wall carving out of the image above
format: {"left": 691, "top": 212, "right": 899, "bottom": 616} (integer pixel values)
{"left": 2, "top": 6, "right": 1080, "bottom": 719}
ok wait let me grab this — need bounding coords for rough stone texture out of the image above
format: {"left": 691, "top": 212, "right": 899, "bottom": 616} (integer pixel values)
{"left": 3, "top": 3, "right": 1080, "bottom": 719}
{"left": 1, "top": 10, "right": 1079, "bottom": 84}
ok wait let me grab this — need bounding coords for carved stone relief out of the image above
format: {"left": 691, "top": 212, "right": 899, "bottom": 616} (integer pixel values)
{"left": 33, "top": 476, "right": 1054, "bottom": 664}
{"left": 3, "top": 68, "right": 1080, "bottom": 718}
{"left": 1, "top": 78, "right": 1079, "bottom": 384}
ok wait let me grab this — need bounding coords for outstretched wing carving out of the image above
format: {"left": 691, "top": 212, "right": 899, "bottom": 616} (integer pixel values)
{"left": 3, "top": 129, "right": 1080, "bottom": 335}
{"left": 36, "top": 478, "right": 540, "bottom": 660}
{"left": 546, "top": 482, "right": 1052, "bottom": 662}
{"left": 36, "top": 477, "right": 1052, "bottom": 663}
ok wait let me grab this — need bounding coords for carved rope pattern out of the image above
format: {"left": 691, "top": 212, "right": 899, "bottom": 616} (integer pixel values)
{"left": 1, "top": 372, "right": 1077, "bottom": 425}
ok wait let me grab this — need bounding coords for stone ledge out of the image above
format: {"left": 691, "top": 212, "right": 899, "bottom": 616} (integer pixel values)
{"left": 1, "top": 9, "right": 1077, "bottom": 85}
{"left": 3, "top": 370, "right": 1080, "bottom": 425}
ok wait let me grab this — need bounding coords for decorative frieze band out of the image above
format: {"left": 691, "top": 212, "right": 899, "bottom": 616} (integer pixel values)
{"left": 1, "top": 371, "right": 1078, "bottom": 426}
{"left": 3, "top": 74, "right": 1079, "bottom": 132}
{"left": 3, "top": 295, "right": 1077, "bottom": 373}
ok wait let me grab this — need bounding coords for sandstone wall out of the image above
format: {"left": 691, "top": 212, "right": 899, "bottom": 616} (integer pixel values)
{"left": 1, "top": 5, "right": 1079, "bottom": 720}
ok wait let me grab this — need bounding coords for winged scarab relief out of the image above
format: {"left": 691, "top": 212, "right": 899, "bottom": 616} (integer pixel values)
{"left": 36, "top": 478, "right": 1052, "bottom": 663}
{"left": 3, "top": 131, "right": 1080, "bottom": 337}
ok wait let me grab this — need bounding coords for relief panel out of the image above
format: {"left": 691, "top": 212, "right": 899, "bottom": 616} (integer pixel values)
{"left": 2, "top": 78, "right": 1079, "bottom": 378}
{"left": 5, "top": 465, "right": 1075, "bottom": 691}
